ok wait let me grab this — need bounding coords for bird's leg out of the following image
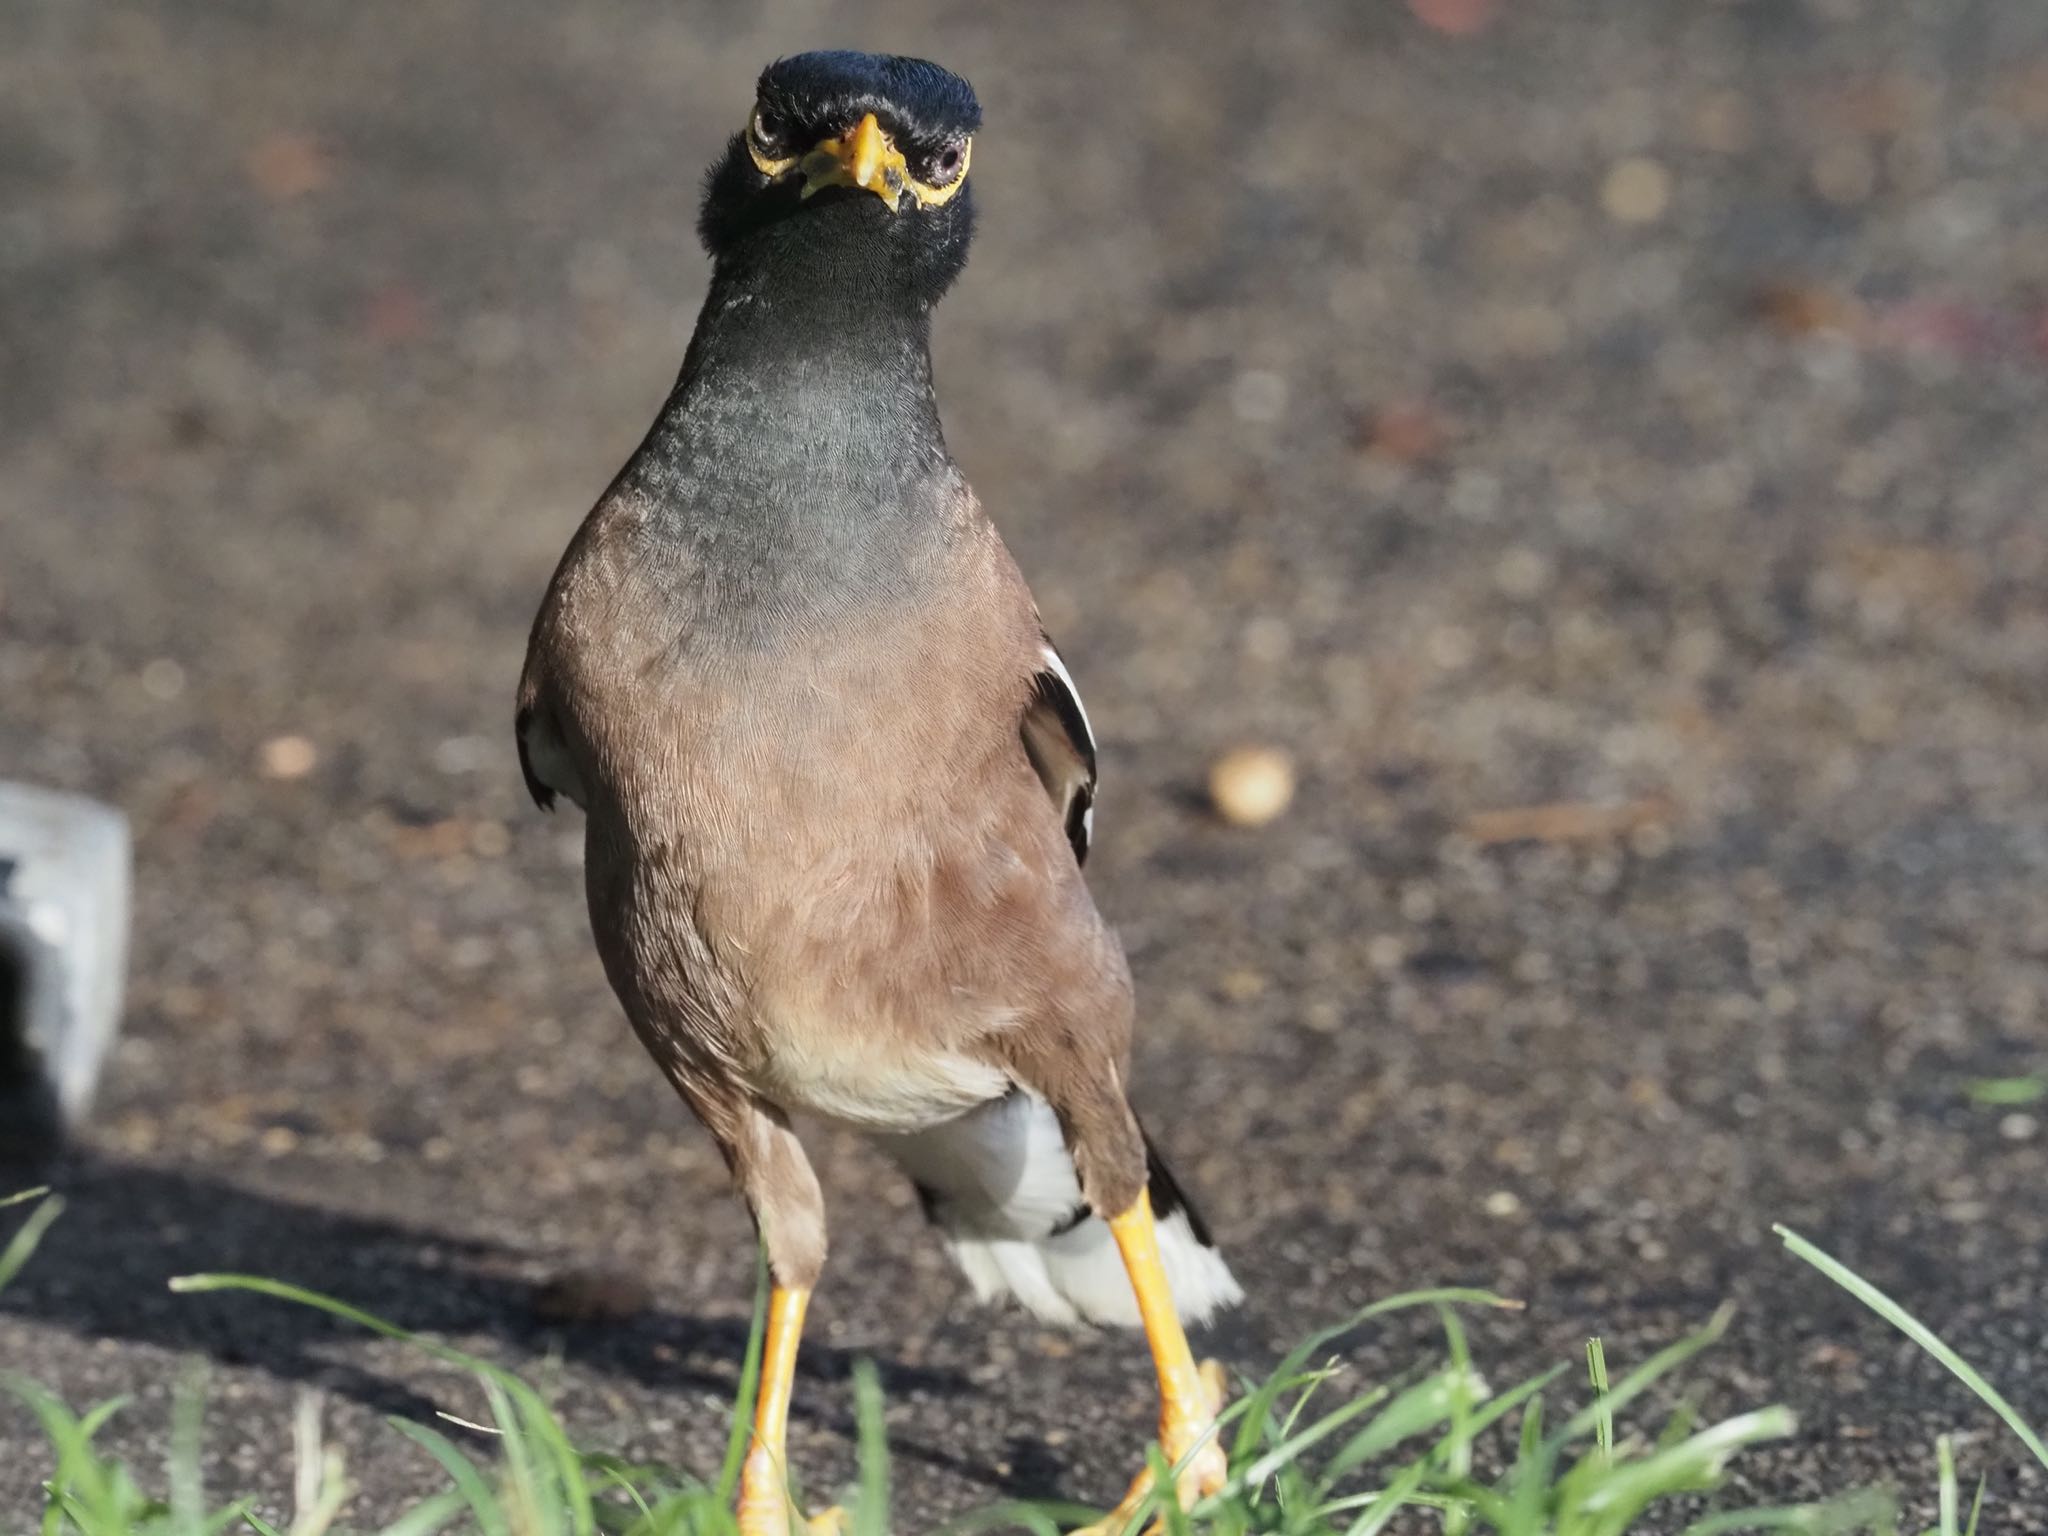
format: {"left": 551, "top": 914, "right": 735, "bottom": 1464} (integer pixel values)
{"left": 1072, "top": 1191, "right": 1230, "bottom": 1536}
{"left": 735, "top": 1283, "right": 843, "bottom": 1536}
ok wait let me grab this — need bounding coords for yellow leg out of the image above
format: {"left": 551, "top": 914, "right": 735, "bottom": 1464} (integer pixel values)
{"left": 735, "top": 1285, "right": 843, "bottom": 1536}
{"left": 1072, "top": 1191, "right": 1230, "bottom": 1535}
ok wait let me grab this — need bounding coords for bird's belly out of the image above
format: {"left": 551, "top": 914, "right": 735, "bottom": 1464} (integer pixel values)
{"left": 744, "top": 1006, "right": 1009, "bottom": 1131}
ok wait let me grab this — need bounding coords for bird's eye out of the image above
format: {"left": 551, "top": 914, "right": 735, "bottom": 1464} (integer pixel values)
{"left": 745, "top": 105, "right": 798, "bottom": 176}
{"left": 922, "top": 142, "right": 969, "bottom": 188}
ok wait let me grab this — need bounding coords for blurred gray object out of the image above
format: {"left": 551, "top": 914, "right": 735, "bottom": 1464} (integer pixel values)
{"left": 0, "top": 782, "right": 131, "bottom": 1154}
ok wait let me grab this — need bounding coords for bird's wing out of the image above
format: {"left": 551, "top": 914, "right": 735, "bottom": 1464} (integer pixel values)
{"left": 1020, "top": 635, "right": 1096, "bottom": 865}
{"left": 513, "top": 705, "right": 556, "bottom": 811}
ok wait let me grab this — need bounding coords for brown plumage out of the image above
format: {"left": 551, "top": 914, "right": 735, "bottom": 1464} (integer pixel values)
{"left": 520, "top": 489, "right": 1141, "bottom": 1280}
{"left": 515, "top": 49, "right": 1236, "bottom": 1536}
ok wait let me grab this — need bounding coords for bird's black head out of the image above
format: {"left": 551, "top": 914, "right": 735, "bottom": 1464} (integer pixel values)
{"left": 698, "top": 52, "right": 982, "bottom": 306}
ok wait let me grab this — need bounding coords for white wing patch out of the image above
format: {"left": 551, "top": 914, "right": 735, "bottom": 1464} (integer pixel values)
{"left": 1037, "top": 642, "right": 1093, "bottom": 743}
{"left": 1021, "top": 637, "right": 1098, "bottom": 864}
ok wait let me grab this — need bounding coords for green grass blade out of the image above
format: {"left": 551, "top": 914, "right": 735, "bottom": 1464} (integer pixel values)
{"left": 1588, "top": 1338, "right": 1613, "bottom": 1466}
{"left": 479, "top": 1374, "right": 555, "bottom": 1536}
{"left": 390, "top": 1419, "right": 512, "bottom": 1536}
{"left": 1257, "top": 1369, "right": 1460, "bottom": 1491}
{"left": 505, "top": 1366, "right": 594, "bottom": 1536}
{"left": 932, "top": 1500, "right": 1085, "bottom": 1536}
{"left": 172, "top": 1274, "right": 467, "bottom": 1356}
{"left": 76, "top": 1396, "right": 130, "bottom": 1442}
{"left": 1776, "top": 1226, "right": 2048, "bottom": 1473}
{"left": 1273, "top": 1361, "right": 1344, "bottom": 1447}
{"left": 1680, "top": 1486, "right": 1897, "bottom": 1534}
{"left": 717, "top": 1250, "right": 771, "bottom": 1504}
{"left": 1936, "top": 1435, "right": 1957, "bottom": 1536}
{"left": 169, "top": 1362, "right": 209, "bottom": 1536}
{"left": 0, "top": 1194, "right": 64, "bottom": 1291}
{"left": 5, "top": 1373, "right": 111, "bottom": 1520}
{"left": 1436, "top": 1306, "right": 1475, "bottom": 1536}
{"left": 0, "top": 1186, "right": 51, "bottom": 1209}
{"left": 1546, "top": 1306, "right": 1734, "bottom": 1451}
{"left": 851, "top": 1360, "right": 889, "bottom": 1536}
{"left": 1577, "top": 1406, "right": 1797, "bottom": 1523}
{"left": 1335, "top": 1445, "right": 1433, "bottom": 1536}
{"left": 1964, "top": 1076, "right": 2045, "bottom": 1106}
{"left": 589, "top": 1460, "right": 661, "bottom": 1533}
{"left": 172, "top": 1267, "right": 597, "bottom": 1529}
{"left": 1146, "top": 1444, "right": 1188, "bottom": 1536}
{"left": 1236, "top": 1373, "right": 1432, "bottom": 1493}
{"left": 377, "top": 1488, "right": 471, "bottom": 1536}
{"left": 1227, "top": 1288, "right": 1516, "bottom": 1469}
{"left": 1504, "top": 1391, "right": 1551, "bottom": 1532}
{"left": 1316, "top": 1362, "right": 1561, "bottom": 1502}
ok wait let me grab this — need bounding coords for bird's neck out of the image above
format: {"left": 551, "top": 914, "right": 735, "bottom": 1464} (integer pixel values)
{"left": 645, "top": 254, "right": 950, "bottom": 497}
{"left": 618, "top": 249, "right": 965, "bottom": 633}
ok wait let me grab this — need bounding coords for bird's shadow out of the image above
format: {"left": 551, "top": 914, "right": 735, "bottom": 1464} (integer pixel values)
{"left": 0, "top": 1152, "right": 1067, "bottom": 1501}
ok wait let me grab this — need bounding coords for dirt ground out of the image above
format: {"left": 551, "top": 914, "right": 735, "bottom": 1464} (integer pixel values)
{"left": 4, "top": 0, "right": 2047, "bottom": 1527}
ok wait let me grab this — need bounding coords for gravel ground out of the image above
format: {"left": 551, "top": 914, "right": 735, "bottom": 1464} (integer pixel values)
{"left": 5, "top": 0, "right": 2048, "bottom": 1528}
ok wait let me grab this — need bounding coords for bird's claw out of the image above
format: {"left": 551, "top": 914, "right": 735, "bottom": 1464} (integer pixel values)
{"left": 1068, "top": 1360, "right": 1230, "bottom": 1536}
{"left": 735, "top": 1436, "right": 845, "bottom": 1536}
{"left": 736, "top": 1497, "right": 843, "bottom": 1536}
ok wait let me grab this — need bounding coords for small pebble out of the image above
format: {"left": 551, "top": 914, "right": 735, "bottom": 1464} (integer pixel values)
{"left": 469, "top": 820, "right": 512, "bottom": 858}
{"left": 257, "top": 1125, "right": 299, "bottom": 1157}
{"left": 1408, "top": 0, "right": 1494, "bottom": 35}
{"left": 1494, "top": 546, "right": 1552, "bottom": 598}
{"left": 1219, "top": 968, "right": 1268, "bottom": 1001}
{"left": 1999, "top": 1113, "right": 2038, "bottom": 1142}
{"left": 258, "top": 734, "right": 318, "bottom": 780}
{"left": 1602, "top": 157, "right": 1672, "bottom": 224}
{"left": 1241, "top": 615, "right": 1293, "bottom": 664}
{"left": 1209, "top": 745, "right": 1295, "bottom": 826}
{"left": 1230, "top": 369, "right": 1289, "bottom": 424}
{"left": 140, "top": 658, "right": 186, "bottom": 700}
{"left": 1361, "top": 402, "right": 1449, "bottom": 464}
{"left": 1483, "top": 1189, "right": 1522, "bottom": 1218}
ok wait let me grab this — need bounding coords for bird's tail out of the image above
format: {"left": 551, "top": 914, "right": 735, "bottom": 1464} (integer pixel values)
{"left": 880, "top": 1094, "right": 1242, "bottom": 1329}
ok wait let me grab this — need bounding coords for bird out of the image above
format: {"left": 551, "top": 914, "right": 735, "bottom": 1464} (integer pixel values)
{"left": 516, "top": 50, "right": 1241, "bottom": 1536}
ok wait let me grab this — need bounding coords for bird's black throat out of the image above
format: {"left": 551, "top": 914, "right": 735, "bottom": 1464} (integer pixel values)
{"left": 620, "top": 182, "right": 977, "bottom": 641}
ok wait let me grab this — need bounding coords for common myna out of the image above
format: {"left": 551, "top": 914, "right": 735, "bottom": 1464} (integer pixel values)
{"left": 516, "top": 51, "right": 1241, "bottom": 1534}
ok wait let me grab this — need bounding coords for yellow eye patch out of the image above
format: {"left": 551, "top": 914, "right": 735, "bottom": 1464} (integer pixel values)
{"left": 745, "top": 108, "right": 971, "bottom": 211}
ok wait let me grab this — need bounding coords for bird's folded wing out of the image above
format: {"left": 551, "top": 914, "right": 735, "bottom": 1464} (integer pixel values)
{"left": 1020, "top": 636, "right": 1096, "bottom": 865}
{"left": 514, "top": 705, "right": 556, "bottom": 811}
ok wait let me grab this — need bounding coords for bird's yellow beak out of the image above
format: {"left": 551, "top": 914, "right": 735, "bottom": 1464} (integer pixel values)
{"left": 801, "top": 113, "right": 906, "bottom": 207}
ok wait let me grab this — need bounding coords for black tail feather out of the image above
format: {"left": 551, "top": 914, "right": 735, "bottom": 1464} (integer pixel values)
{"left": 1141, "top": 1124, "right": 1217, "bottom": 1248}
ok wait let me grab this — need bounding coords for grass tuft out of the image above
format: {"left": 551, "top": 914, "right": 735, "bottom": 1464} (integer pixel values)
{"left": 3, "top": 1192, "right": 2040, "bottom": 1534}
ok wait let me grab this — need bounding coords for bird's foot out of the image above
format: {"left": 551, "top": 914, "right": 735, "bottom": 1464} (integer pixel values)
{"left": 1069, "top": 1359, "right": 1230, "bottom": 1536}
{"left": 735, "top": 1494, "right": 844, "bottom": 1536}
{"left": 735, "top": 1445, "right": 844, "bottom": 1536}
